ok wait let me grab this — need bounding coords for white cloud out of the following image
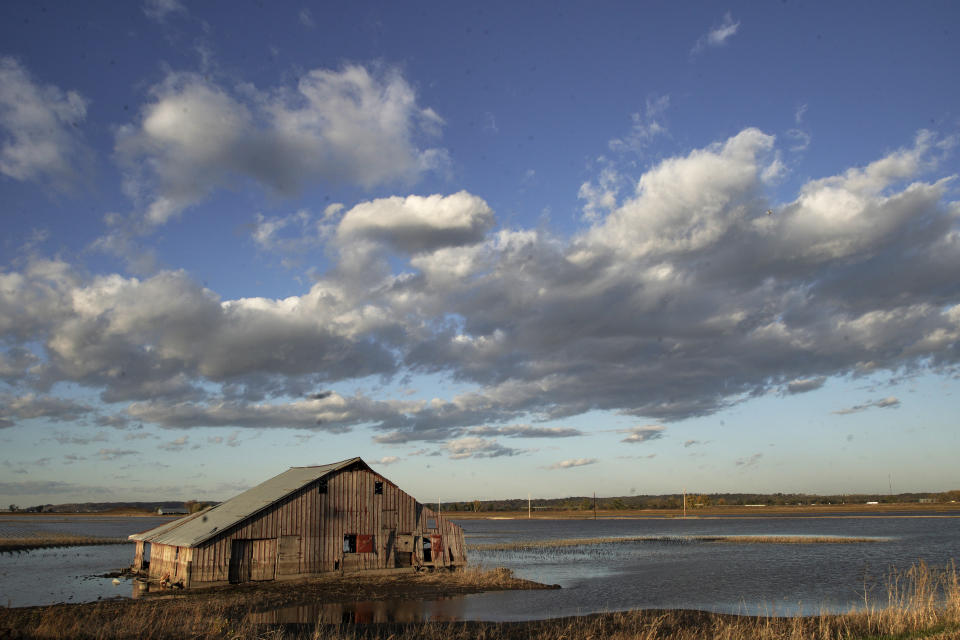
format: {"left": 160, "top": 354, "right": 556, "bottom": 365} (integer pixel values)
{"left": 0, "top": 394, "right": 92, "bottom": 426}
{"left": 3, "top": 128, "right": 959, "bottom": 451}
{"left": 0, "top": 58, "right": 90, "bottom": 186}
{"left": 117, "top": 65, "right": 447, "bottom": 226}
{"left": 620, "top": 425, "right": 666, "bottom": 444}
{"left": 158, "top": 435, "right": 189, "bottom": 451}
{"left": 548, "top": 458, "right": 598, "bottom": 469}
{"left": 583, "top": 128, "right": 776, "bottom": 258}
{"left": 608, "top": 95, "right": 670, "bottom": 153}
{"left": 373, "top": 456, "right": 400, "bottom": 465}
{"left": 833, "top": 396, "right": 901, "bottom": 415}
{"left": 786, "top": 377, "right": 827, "bottom": 394}
{"left": 443, "top": 437, "right": 521, "bottom": 459}
{"left": 338, "top": 191, "right": 494, "bottom": 254}
{"left": 469, "top": 424, "right": 582, "bottom": 438}
{"left": 143, "top": 0, "right": 186, "bottom": 21}
{"left": 692, "top": 13, "right": 740, "bottom": 54}
{"left": 298, "top": 8, "right": 315, "bottom": 28}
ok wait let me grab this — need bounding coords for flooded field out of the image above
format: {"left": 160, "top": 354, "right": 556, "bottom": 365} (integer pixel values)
{"left": 1, "top": 512, "right": 958, "bottom": 619}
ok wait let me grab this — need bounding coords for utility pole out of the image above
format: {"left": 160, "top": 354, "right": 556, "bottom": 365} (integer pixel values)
{"left": 593, "top": 492, "right": 597, "bottom": 520}
{"left": 683, "top": 488, "right": 686, "bottom": 519}
{"left": 528, "top": 492, "right": 531, "bottom": 519}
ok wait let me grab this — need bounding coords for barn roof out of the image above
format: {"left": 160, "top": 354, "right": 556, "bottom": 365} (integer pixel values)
{"left": 129, "top": 457, "right": 368, "bottom": 547}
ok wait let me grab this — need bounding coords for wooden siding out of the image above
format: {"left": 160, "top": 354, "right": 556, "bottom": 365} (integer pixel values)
{"left": 183, "top": 463, "right": 467, "bottom": 585}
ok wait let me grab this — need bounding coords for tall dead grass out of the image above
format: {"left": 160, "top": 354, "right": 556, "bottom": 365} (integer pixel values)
{"left": 0, "top": 562, "right": 957, "bottom": 639}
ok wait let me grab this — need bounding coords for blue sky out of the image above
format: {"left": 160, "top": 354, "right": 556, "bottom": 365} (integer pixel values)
{"left": 1, "top": 1, "right": 958, "bottom": 506}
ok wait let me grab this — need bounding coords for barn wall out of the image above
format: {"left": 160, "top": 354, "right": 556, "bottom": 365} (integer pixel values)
{"left": 186, "top": 463, "right": 467, "bottom": 585}
{"left": 146, "top": 543, "right": 193, "bottom": 583}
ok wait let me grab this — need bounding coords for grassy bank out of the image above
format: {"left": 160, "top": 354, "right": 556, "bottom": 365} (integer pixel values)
{"left": 1, "top": 563, "right": 958, "bottom": 639}
{"left": 0, "top": 535, "right": 129, "bottom": 553}
{"left": 468, "top": 534, "right": 884, "bottom": 551}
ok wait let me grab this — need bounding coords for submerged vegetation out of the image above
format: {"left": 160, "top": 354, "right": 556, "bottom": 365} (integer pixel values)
{"left": 0, "top": 563, "right": 957, "bottom": 639}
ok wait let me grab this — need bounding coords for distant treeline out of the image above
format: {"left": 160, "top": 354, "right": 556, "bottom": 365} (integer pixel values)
{"left": 4, "top": 500, "right": 215, "bottom": 514}
{"left": 439, "top": 490, "right": 960, "bottom": 512}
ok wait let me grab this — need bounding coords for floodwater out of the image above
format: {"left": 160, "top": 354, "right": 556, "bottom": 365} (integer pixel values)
{"left": 1, "top": 512, "right": 958, "bottom": 620}
{"left": 0, "top": 515, "right": 170, "bottom": 608}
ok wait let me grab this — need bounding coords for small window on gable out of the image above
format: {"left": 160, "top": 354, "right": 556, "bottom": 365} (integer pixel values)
{"left": 318, "top": 478, "right": 327, "bottom": 494}
{"left": 374, "top": 481, "right": 383, "bottom": 495}
{"left": 427, "top": 517, "right": 436, "bottom": 529}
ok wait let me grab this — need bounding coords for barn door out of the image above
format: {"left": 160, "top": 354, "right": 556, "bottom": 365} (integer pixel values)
{"left": 229, "top": 539, "right": 251, "bottom": 583}
{"left": 277, "top": 535, "right": 301, "bottom": 576}
{"left": 230, "top": 539, "right": 277, "bottom": 582}
{"left": 250, "top": 539, "right": 277, "bottom": 581}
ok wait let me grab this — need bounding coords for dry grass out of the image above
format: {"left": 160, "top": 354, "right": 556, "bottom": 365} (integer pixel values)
{"left": 468, "top": 534, "right": 883, "bottom": 551}
{"left": 1, "top": 563, "right": 957, "bottom": 639}
{"left": 0, "top": 534, "right": 129, "bottom": 553}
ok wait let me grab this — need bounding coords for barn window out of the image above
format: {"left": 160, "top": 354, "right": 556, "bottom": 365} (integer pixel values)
{"left": 374, "top": 481, "right": 383, "bottom": 495}
{"left": 318, "top": 478, "right": 327, "bottom": 494}
{"left": 344, "top": 534, "right": 374, "bottom": 553}
{"left": 427, "top": 517, "right": 436, "bottom": 529}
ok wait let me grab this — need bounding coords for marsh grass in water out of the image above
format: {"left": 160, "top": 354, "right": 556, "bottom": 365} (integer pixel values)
{"left": 0, "top": 534, "right": 129, "bottom": 553}
{"left": 468, "top": 534, "right": 885, "bottom": 551}
{"left": 1, "top": 562, "right": 958, "bottom": 639}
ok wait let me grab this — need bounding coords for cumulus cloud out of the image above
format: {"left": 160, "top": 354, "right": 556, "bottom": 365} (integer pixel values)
{"left": 620, "top": 425, "right": 666, "bottom": 444}
{"left": 0, "top": 58, "right": 90, "bottom": 186}
{"left": 0, "top": 394, "right": 93, "bottom": 426}
{"left": 338, "top": 192, "right": 494, "bottom": 255}
{"left": 373, "top": 456, "right": 400, "bottom": 465}
{"left": 469, "top": 424, "right": 582, "bottom": 438}
{"left": 548, "top": 458, "right": 598, "bottom": 469}
{"left": 692, "top": 12, "right": 740, "bottom": 54}
{"left": 2, "top": 127, "right": 959, "bottom": 453}
{"left": 833, "top": 396, "right": 901, "bottom": 415}
{"left": 117, "top": 65, "right": 446, "bottom": 226}
{"left": 786, "top": 377, "right": 827, "bottom": 394}
{"left": 608, "top": 95, "right": 670, "bottom": 154}
{"left": 443, "top": 437, "right": 521, "bottom": 459}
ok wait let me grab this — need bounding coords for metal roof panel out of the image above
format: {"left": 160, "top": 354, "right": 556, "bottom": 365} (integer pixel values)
{"left": 132, "top": 457, "right": 364, "bottom": 547}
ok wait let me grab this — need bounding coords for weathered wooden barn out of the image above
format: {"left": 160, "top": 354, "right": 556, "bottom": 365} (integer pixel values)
{"left": 129, "top": 457, "right": 467, "bottom": 587}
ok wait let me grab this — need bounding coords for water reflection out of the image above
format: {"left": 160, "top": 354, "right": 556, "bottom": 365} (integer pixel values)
{"left": 248, "top": 597, "right": 466, "bottom": 624}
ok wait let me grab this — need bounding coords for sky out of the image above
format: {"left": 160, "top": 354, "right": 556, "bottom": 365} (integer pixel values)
{"left": 1, "top": 1, "right": 959, "bottom": 507}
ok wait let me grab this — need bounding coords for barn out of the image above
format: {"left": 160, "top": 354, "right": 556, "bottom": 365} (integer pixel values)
{"left": 129, "top": 457, "right": 467, "bottom": 587}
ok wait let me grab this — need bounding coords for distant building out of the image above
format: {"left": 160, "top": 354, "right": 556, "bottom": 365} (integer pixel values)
{"left": 156, "top": 508, "right": 189, "bottom": 515}
{"left": 130, "top": 457, "right": 466, "bottom": 587}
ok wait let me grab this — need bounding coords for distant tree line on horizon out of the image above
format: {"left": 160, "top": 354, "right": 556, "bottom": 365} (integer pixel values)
{"left": 5, "top": 490, "right": 958, "bottom": 515}
{"left": 439, "top": 489, "right": 960, "bottom": 512}
{"left": 4, "top": 500, "right": 216, "bottom": 514}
